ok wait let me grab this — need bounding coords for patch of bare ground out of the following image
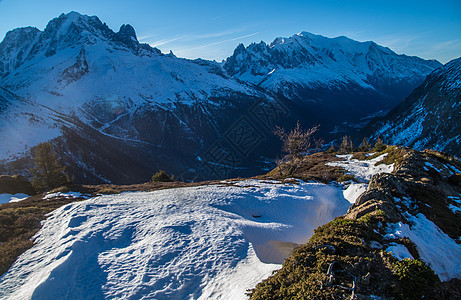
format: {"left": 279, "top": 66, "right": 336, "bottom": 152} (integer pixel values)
{"left": 260, "top": 152, "right": 347, "bottom": 183}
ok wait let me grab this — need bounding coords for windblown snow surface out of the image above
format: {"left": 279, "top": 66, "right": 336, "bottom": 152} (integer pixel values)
{"left": 0, "top": 180, "right": 352, "bottom": 300}
{"left": 0, "top": 154, "right": 397, "bottom": 299}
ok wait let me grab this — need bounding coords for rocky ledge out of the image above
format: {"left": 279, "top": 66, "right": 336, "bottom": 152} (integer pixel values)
{"left": 249, "top": 146, "right": 461, "bottom": 299}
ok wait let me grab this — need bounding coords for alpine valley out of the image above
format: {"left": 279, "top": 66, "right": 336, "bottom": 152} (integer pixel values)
{"left": 0, "top": 11, "right": 447, "bottom": 184}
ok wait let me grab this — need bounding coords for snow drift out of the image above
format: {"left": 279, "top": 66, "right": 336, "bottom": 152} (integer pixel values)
{"left": 0, "top": 180, "right": 350, "bottom": 299}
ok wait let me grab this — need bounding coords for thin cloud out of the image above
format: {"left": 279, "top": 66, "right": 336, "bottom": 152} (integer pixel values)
{"left": 230, "top": 32, "right": 260, "bottom": 41}
{"left": 175, "top": 32, "right": 260, "bottom": 54}
{"left": 148, "top": 36, "right": 187, "bottom": 48}
{"left": 378, "top": 35, "right": 421, "bottom": 50}
{"left": 420, "top": 39, "right": 461, "bottom": 63}
{"left": 187, "top": 27, "right": 250, "bottom": 40}
{"left": 143, "top": 27, "right": 252, "bottom": 48}
{"left": 138, "top": 35, "right": 156, "bottom": 42}
{"left": 431, "top": 39, "right": 461, "bottom": 51}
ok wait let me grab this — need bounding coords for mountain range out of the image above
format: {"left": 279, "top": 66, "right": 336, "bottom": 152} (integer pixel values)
{"left": 0, "top": 11, "right": 449, "bottom": 184}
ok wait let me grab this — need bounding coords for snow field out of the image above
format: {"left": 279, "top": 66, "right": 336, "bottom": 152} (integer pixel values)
{"left": 0, "top": 180, "right": 350, "bottom": 299}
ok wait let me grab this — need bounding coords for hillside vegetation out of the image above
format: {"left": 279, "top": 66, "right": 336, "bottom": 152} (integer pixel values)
{"left": 249, "top": 146, "right": 461, "bottom": 299}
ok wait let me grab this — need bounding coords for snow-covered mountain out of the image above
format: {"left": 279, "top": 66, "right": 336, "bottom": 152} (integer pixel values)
{"left": 225, "top": 32, "right": 441, "bottom": 96}
{"left": 225, "top": 32, "right": 441, "bottom": 125}
{"left": 0, "top": 12, "right": 442, "bottom": 183}
{"left": 0, "top": 12, "right": 279, "bottom": 183}
{"left": 365, "top": 57, "right": 461, "bottom": 156}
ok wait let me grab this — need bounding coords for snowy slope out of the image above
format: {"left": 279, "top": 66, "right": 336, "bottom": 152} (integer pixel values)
{"left": 0, "top": 180, "right": 350, "bottom": 299}
{"left": 366, "top": 57, "right": 461, "bottom": 156}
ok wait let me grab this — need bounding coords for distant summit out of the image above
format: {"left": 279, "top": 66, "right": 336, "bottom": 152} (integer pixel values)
{"left": 224, "top": 31, "right": 441, "bottom": 97}
{"left": 224, "top": 31, "right": 441, "bottom": 134}
{"left": 0, "top": 12, "right": 160, "bottom": 77}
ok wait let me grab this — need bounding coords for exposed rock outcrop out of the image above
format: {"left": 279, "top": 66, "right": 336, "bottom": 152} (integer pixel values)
{"left": 249, "top": 146, "right": 461, "bottom": 299}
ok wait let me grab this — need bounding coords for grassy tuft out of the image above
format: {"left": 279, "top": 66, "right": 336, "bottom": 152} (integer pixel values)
{"left": 392, "top": 258, "right": 439, "bottom": 300}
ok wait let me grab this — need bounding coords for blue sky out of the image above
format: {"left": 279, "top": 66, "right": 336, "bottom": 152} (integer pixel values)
{"left": 0, "top": 0, "right": 460, "bottom": 63}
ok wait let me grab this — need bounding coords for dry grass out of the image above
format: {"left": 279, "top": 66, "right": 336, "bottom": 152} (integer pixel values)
{"left": 262, "top": 152, "right": 347, "bottom": 183}
{"left": 0, "top": 197, "right": 77, "bottom": 275}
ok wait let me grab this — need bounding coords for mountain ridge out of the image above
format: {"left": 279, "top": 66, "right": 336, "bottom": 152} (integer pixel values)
{"left": 0, "top": 11, "right": 444, "bottom": 183}
{"left": 364, "top": 57, "right": 461, "bottom": 156}
{"left": 224, "top": 31, "right": 440, "bottom": 93}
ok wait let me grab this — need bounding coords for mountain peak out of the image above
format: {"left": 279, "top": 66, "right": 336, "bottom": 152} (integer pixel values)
{"left": 45, "top": 11, "right": 108, "bottom": 35}
{"left": 60, "top": 11, "right": 84, "bottom": 22}
{"left": 0, "top": 26, "right": 40, "bottom": 48}
{"left": 117, "top": 24, "right": 137, "bottom": 41}
{"left": 114, "top": 24, "right": 139, "bottom": 50}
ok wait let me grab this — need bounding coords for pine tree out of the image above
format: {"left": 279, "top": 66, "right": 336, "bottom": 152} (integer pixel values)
{"left": 339, "top": 135, "right": 353, "bottom": 153}
{"left": 373, "top": 137, "right": 387, "bottom": 152}
{"left": 30, "top": 142, "right": 71, "bottom": 191}
{"left": 359, "top": 137, "right": 371, "bottom": 152}
{"left": 151, "top": 170, "right": 174, "bottom": 182}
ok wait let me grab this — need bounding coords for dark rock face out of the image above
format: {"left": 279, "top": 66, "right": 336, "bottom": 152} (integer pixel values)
{"left": 365, "top": 57, "right": 461, "bottom": 157}
{"left": 60, "top": 47, "right": 89, "bottom": 84}
{"left": 0, "top": 175, "right": 34, "bottom": 195}
{"left": 114, "top": 24, "right": 139, "bottom": 51}
{"left": 0, "top": 27, "right": 41, "bottom": 76}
